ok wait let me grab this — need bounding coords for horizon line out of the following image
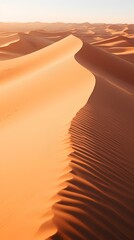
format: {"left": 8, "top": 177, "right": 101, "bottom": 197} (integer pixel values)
{"left": 0, "top": 21, "right": 133, "bottom": 25}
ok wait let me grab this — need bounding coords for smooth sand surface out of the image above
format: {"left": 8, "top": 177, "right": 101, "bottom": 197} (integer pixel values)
{"left": 0, "top": 23, "right": 134, "bottom": 240}
{"left": 0, "top": 34, "right": 95, "bottom": 240}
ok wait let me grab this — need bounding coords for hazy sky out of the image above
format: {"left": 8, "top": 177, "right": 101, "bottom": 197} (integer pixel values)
{"left": 0, "top": 0, "right": 134, "bottom": 23}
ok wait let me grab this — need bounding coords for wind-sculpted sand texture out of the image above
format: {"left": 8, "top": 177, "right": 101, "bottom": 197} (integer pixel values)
{"left": 51, "top": 42, "right": 134, "bottom": 240}
{"left": 0, "top": 23, "right": 134, "bottom": 240}
{"left": 48, "top": 27, "right": 134, "bottom": 240}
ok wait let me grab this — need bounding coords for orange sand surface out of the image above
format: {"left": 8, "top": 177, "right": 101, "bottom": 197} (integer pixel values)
{"left": 0, "top": 23, "right": 134, "bottom": 240}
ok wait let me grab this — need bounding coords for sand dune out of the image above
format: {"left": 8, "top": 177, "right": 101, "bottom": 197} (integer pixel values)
{"left": 0, "top": 32, "right": 20, "bottom": 60}
{"left": 0, "top": 35, "right": 95, "bottom": 240}
{"left": 92, "top": 35, "right": 134, "bottom": 64}
{"left": 122, "top": 24, "right": 134, "bottom": 35}
{"left": 0, "top": 31, "right": 69, "bottom": 60}
{"left": 92, "top": 35, "right": 134, "bottom": 47}
{"left": 0, "top": 32, "right": 19, "bottom": 47}
{"left": 51, "top": 33, "right": 134, "bottom": 240}
{"left": 76, "top": 42, "right": 134, "bottom": 93}
{"left": 106, "top": 24, "right": 128, "bottom": 36}
{"left": 0, "top": 23, "right": 134, "bottom": 240}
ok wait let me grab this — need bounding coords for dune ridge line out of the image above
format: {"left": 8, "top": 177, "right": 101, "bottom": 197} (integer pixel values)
{"left": 0, "top": 35, "right": 95, "bottom": 240}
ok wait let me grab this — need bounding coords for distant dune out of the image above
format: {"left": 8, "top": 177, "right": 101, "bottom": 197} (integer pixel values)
{"left": 0, "top": 23, "right": 134, "bottom": 240}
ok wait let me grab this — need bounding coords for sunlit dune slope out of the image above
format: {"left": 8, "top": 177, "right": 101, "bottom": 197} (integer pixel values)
{"left": 0, "top": 35, "right": 95, "bottom": 240}
{"left": 0, "top": 31, "right": 70, "bottom": 60}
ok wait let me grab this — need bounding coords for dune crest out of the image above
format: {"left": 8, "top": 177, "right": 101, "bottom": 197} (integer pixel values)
{"left": 0, "top": 35, "right": 95, "bottom": 240}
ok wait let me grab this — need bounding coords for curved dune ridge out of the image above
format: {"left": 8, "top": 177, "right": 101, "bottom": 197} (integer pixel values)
{"left": 92, "top": 35, "right": 134, "bottom": 47}
{"left": 51, "top": 38, "right": 134, "bottom": 240}
{"left": 92, "top": 35, "right": 134, "bottom": 64}
{"left": 75, "top": 42, "right": 134, "bottom": 94}
{"left": 0, "top": 32, "right": 20, "bottom": 60}
{"left": 0, "top": 33, "right": 19, "bottom": 47}
{"left": 0, "top": 23, "right": 134, "bottom": 240}
{"left": 0, "top": 31, "right": 70, "bottom": 60}
{"left": 0, "top": 35, "right": 95, "bottom": 240}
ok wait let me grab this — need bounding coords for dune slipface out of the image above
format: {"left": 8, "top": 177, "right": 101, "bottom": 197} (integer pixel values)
{"left": 51, "top": 39, "right": 134, "bottom": 240}
{"left": 0, "top": 35, "right": 95, "bottom": 240}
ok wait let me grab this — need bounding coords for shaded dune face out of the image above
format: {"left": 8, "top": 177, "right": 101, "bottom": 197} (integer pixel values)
{"left": 92, "top": 36, "right": 134, "bottom": 64}
{"left": 52, "top": 81, "right": 134, "bottom": 240}
{"left": 51, "top": 40, "right": 134, "bottom": 239}
{"left": 76, "top": 42, "right": 134, "bottom": 92}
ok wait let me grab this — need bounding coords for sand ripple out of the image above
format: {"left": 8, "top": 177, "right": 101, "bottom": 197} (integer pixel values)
{"left": 51, "top": 41, "right": 134, "bottom": 240}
